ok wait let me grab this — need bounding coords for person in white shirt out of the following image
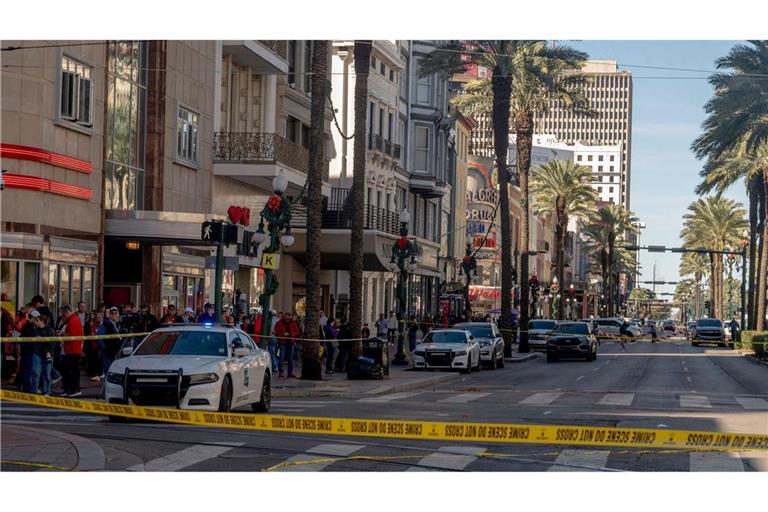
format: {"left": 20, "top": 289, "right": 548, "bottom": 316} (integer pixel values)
{"left": 77, "top": 301, "right": 88, "bottom": 329}
{"left": 319, "top": 311, "right": 328, "bottom": 328}
{"left": 387, "top": 311, "right": 398, "bottom": 345}
{"left": 375, "top": 313, "right": 388, "bottom": 339}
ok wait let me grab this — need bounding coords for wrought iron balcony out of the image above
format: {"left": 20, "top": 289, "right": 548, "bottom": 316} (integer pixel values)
{"left": 213, "top": 132, "right": 309, "bottom": 173}
{"left": 384, "top": 139, "right": 392, "bottom": 156}
{"left": 374, "top": 134, "right": 384, "bottom": 152}
{"left": 322, "top": 202, "right": 400, "bottom": 235}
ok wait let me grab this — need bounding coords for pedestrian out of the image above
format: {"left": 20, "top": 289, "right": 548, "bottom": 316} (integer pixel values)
{"left": 33, "top": 307, "right": 56, "bottom": 395}
{"left": 387, "top": 310, "right": 398, "bottom": 345}
{"left": 275, "top": 312, "right": 299, "bottom": 378}
{"left": 650, "top": 321, "right": 658, "bottom": 343}
{"left": 361, "top": 322, "right": 370, "bottom": 339}
{"left": 335, "top": 318, "right": 351, "bottom": 373}
{"left": 160, "top": 304, "right": 184, "bottom": 325}
{"left": 59, "top": 305, "right": 84, "bottom": 397}
{"left": 183, "top": 307, "right": 196, "bottom": 324}
{"left": 319, "top": 310, "right": 328, "bottom": 329}
{"left": 237, "top": 289, "right": 248, "bottom": 316}
{"left": 84, "top": 311, "right": 103, "bottom": 382}
{"left": 136, "top": 304, "right": 159, "bottom": 332}
{"left": 408, "top": 315, "right": 418, "bottom": 353}
{"left": 729, "top": 318, "right": 740, "bottom": 344}
{"left": 619, "top": 321, "right": 630, "bottom": 350}
{"left": 20, "top": 309, "right": 41, "bottom": 393}
{"left": 268, "top": 311, "right": 281, "bottom": 373}
{"left": 375, "top": 313, "right": 388, "bottom": 340}
{"left": 97, "top": 306, "right": 123, "bottom": 378}
{"left": 76, "top": 301, "right": 88, "bottom": 329}
{"left": 199, "top": 303, "right": 216, "bottom": 323}
{"left": 323, "top": 318, "right": 339, "bottom": 374}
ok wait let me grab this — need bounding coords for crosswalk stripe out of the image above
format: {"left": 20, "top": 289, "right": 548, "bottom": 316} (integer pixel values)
{"left": 734, "top": 397, "right": 768, "bottom": 410}
{"left": 680, "top": 394, "right": 712, "bottom": 408}
{"left": 127, "top": 443, "right": 244, "bottom": 471}
{"left": 597, "top": 393, "right": 635, "bottom": 406}
{"left": 407, "top": 446, "right": 486, "bottom": 471}
{"left": 277, "top": 444, "right": 364, "bottom": 472}
{"left": 689, "top": 452, "right": 744, "bottom": 471}
{"left": 519, "top": 392, "right": 563, "bottom": 406}
{"left": 437, "top": 393, "right": 490, "bottom": 404}
{"left": 358, "top": 392, "right": 421, "bottom": 403}
{"left": 548, "top": 450, "right": 611, "bottom": 471}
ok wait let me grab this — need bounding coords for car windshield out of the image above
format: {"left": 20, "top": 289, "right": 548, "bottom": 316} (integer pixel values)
{"left": 422, "top": 331, "right": 468, "bottom": 344}
{"left": 552, "top": 323, "right": 589, "bottom": 335}
{"left": 529, "top": 320, "right": 556, "bottom": 330}
{"left": 697, "top": 319, "right": 722, "bottom": 328}
{"left": 134, "top": 330, "right": 228, "bottom": 356}
{"left": 455, "top": 325, "right": 493, "bottom": 337}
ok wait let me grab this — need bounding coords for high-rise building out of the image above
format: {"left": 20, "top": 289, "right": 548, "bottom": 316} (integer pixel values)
{"left": 535, "top": 60, "right": 633, "bottom": 207}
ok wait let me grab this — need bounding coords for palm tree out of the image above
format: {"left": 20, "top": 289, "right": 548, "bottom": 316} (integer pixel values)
{"left": 679, "top": 252, "right": 710, "bottom": 319}
{"left": 696, "top": 141, "right": 767, "bottom": 328}
{"left": 421, "top": 40, "right": 591, "bottom": 352}
{"left": 692, "top": 40, "right": 768, "bottom": 329}
{"left": 583, "top": 222, "right": 610, "bottom": 314}
{"left": 530, "top": 159, "right": 598, "bottom": 319}
{"left": 680, "top": 195, "right": 748, "bottom": 320}
{"left": 302, "top": 40, "right": 329, "bottom": 380}
{"left": 348, "top": 41, "right": 372, "bottom": 357}
{"left": 585, "top": 205, "right": 639, "bottom": 317}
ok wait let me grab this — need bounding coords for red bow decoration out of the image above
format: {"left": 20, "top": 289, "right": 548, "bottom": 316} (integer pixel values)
{"left": 266, "top": 194, "right": 282, "bottom": 212}
{"left": 241, "top": 207, "right": 250, "bottom": 226}
{"left": 396, "top": 236, "right": 409, "bottom": 249}
{"left": 227, "top": 205, "right": 243, "bottom": 225}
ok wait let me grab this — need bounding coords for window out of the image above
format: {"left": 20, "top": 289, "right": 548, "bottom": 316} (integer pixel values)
{"left": 577, "top": 155, "right": 582, "bottom": 161}
{"left": 597, "top": 186, "right": 603, "bottom": 193}
{"left": 301, "top": 124, "right": 310, "bottom": 149}
{"left": 598, "top": 165, "right": 603, "bottom": 172}
{"left": 286, "top": 116, "right": 301, "bottom": 144}
{"left": 610, "top": 155, "right": 615, "bottom": 162}
{"left": 388, "top": 112, "right": 394, "bottom": 141}
{"left": 304, "top": 41, "right": 313, "bottom": 93}
{"left": 378, "top": 107, "right": 384, "bottom": 135}
{"left": 176, "top": 106, "right": 199, "bottom": 164}
{"left": 610, "top": 165, "right": 615, "bottom": 172}
{"left": 380, "top": 62, "right": 386, "bottom": 75}
{"left": 598, "top": 155, "right": 603, "bottom": 161}
{"left": 399, "top": 69, "right": 407, "bottom": 99}
{"left": 287, "top": 41, "right": 297, "bottom": 87}
{"left": 59, "top": 55, "right": 93, "bottom": 127}
{"left": 370, "top": 55, "right": 376, "bottom": 70}
{"left": 389, "top": 69, "right": 395, "bottom": 81}
{"left": 414, "top": 126, "right": 429, "bottom": 172}
{"left": 587, "top": 155, "right": 593, "bottom": 162}
{"left": 416, "top": 63, "right": 431, "bottom": 104}
{"left": 609, "top": 176, "right": 614, "bottom": 182}
{"left": 609, "top": 187, "right": 614, "bottom": 193}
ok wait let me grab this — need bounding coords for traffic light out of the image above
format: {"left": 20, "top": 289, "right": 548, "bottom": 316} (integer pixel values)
{"left": 704, "top": 300, "right": 711, "bottom": 315}
{"left": 201, "top": 221, "right": 223, "bottom": 244}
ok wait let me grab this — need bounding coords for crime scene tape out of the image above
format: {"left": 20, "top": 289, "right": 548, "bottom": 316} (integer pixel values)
{"left": 0, "top": 332, "right": 152, "bottom": 343}
{"left": 2, "top": 390, "right": 767, "bottom": 452}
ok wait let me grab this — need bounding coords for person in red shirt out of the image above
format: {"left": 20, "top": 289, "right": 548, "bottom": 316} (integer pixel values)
{"left": 275, "top": 312, "right": 300, "bottom": 378}
{"left": 59, "top": 305, "right": 84, "bottom": 397}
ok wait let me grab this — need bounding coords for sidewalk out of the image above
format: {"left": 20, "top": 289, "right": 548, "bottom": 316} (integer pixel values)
{"left": 0, "top": 425, "right": 105, "bottom": 472}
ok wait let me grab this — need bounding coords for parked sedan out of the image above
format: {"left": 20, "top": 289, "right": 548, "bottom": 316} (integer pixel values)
{"left": 528, "top": 319, "right": 557, "bottom": 351}
{"left": 546, "top": 321, "right": 598, "bottom": 362}
{"left": 412, "top": 329, "right": 481, "bottom": 373}
{"left": 453, "top": 323, "right": 505, "bottom": 369}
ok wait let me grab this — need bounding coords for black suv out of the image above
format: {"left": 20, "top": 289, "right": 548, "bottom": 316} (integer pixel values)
{"left": 546, "top": 321, "right": 598, "bottom": 362}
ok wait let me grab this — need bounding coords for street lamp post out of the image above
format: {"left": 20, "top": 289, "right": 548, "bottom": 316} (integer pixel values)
{"left": 391, "top": 209, "right": 418, "bottom": 366}
{"left": 460, "top": 234, "right": 479, "bottom": 320}
{"left": 254, "top": 172, "right": 295, "bottom": 347}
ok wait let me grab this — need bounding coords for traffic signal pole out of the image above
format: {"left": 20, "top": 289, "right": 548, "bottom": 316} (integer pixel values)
{"left": 214, "top": 242, "right": 224, "bottom": 323}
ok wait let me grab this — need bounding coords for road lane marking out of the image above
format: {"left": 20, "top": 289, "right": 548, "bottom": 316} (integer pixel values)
{"left": 358, "top": 392, "right": 422, "bottom": 403}
{"left": 407, "top": 446, "right": 486, "bottom": 471}
{"left": 680, "top": 394, "right": 711, "bottom": 408}
{"left": 734, "top": 397, "right": 768, "bottom": 410}
{"left": 127, "top": 443, "right": 243, "bottom": 471}
{"left": 686, "top": 376, "right": 693, "bottom": 383}
{"left": 519, "top": 392, "right": 563, "bottom": 406}
{"left": 597, "top": 393, "right": 635, "bottom": 407}
{"left": 548, "top": 449, "right": 611, "bottom": 471}
{"left": 689, "top": 452, "right": 744, "bottom": 472}
{"left": 575, "top": 376, "right": 585, "bottom": 381}
{"left": 683, "top": 367, "right": 689, "bottom": 373}
{"left": 437, "top": 393, "right": 490, "bottom": 404}
{"left": 278, "top": 444, "right": 364, "bottom": 472}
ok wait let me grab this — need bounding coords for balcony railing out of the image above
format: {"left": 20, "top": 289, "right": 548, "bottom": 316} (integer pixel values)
{"left": 213, "top": 132, "right": 309, "bottom": 174}
{"left": 322, "top": 203, "right": 400, "bottom": 235}
{"left": 384, "top": 139, "right": 392, "bottom": 156}
{"left": 374, "top": 134, "right": 384, "bottom": 152}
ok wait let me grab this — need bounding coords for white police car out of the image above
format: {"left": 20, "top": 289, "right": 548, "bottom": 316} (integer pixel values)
{"left": 412, "top": 329, "right": 481, "bottom": 373}
{"left": 104, "top": 324, "right": 271, "bottom": 416}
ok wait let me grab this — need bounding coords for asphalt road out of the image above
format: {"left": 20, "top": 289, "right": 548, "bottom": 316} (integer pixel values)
{"left": 2, "top": 338, "right": 767, "bottom": 471}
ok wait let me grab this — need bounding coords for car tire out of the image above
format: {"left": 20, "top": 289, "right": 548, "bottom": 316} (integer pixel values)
{"left": 489, "top": 351, "right": 497, "bottom": 370}
{"left": 461, "top": 360, "right": 471, "bottom": 374}
{"left": 498, "top": 351, "right": 505, "bottom": 368}
{"left": 218, "top": 375, "right": 232, "bottom": 412}
{"left": 546, "top": 353, "right": 557, "bottom": 363}
{"left": 474, "top": 353, "right": 481, "bottom": 371}
{"left": 251, "top": 371, "right": 271, "bottom": 413}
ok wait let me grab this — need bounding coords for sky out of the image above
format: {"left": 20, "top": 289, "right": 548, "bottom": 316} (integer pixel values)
{"left": 569, "top": 40, "right": 747, "bottom": 296}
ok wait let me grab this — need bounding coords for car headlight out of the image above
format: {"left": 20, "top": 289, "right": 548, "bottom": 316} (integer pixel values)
{"left": 106, "top": 371, "right": 124, "bottom": 385}
{"left": 188, "top": 373, "right": 219, "bottom": 385}
{"left": 453, "top": 350, "right": 467, "bottom": 356}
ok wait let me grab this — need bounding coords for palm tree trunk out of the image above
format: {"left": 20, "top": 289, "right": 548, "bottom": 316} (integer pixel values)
{"left": 556, "top": 210, "right": 566, "bottom": 320}
{"left": 302, "top": 40, "right": 328, "bottom": 380}
{"left": 708, "top": 252, "right": 717, "bottom": 317}
{"left": 607, "top": 234, "right": 615, "bottom": 316}
{"left": 348, "top": 41, "right": 372, "bottom": 357}
{"left": 748, "top": 175, "right": 759, "bottom": 329}
{"left": 756, "top": 167, "right": 768, "bottom": 331}
{"left": 491, "top": 56, "right": 514, "bottom": 351}
{"left": 516, "top": 109, "right": 534, "bottom": 351}
{"left": 601, "top": 250, "right": 608, "bottom": 315}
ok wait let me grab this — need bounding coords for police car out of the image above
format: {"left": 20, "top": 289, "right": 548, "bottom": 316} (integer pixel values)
{"left": 104, "top": 324, "right": 271, "bottom": 417}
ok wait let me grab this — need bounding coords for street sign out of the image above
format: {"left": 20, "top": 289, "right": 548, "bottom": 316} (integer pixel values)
{"left": 647, "top": 245, "right": 666, "bottom": 253}
{"left": 261, "top": 252, "right": 280, "bottom": 270}
{"left": 205, "top": 256, "right": 239, "bottom": 270}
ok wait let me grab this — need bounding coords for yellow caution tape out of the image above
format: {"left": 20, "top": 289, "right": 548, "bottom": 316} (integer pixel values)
{"left": 1, "top": 460, "right": 76, "bottom": 471}
{"left": 0, "top": 332, "right": 151, "bottom": 343}
{"left": 2, "top": 390, "right": 766, "bottom": 451}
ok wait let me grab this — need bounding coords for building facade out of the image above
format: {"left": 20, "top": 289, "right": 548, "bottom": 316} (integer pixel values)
{"left": 535, "top": 60, "right": 633, "bottom": 207}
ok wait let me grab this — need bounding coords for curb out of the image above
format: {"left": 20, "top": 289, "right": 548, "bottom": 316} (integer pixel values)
{"left": 505, "top": 353, "right": 540, "bottom": 363}
{"left": 745, "top": 354, "right": 768, "bottom": 367}
{"left": 272, "top": 371, "right": 463, "bottom": 398}
{"left": 4, "top": 425, "right": 106, "bottom": 471}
